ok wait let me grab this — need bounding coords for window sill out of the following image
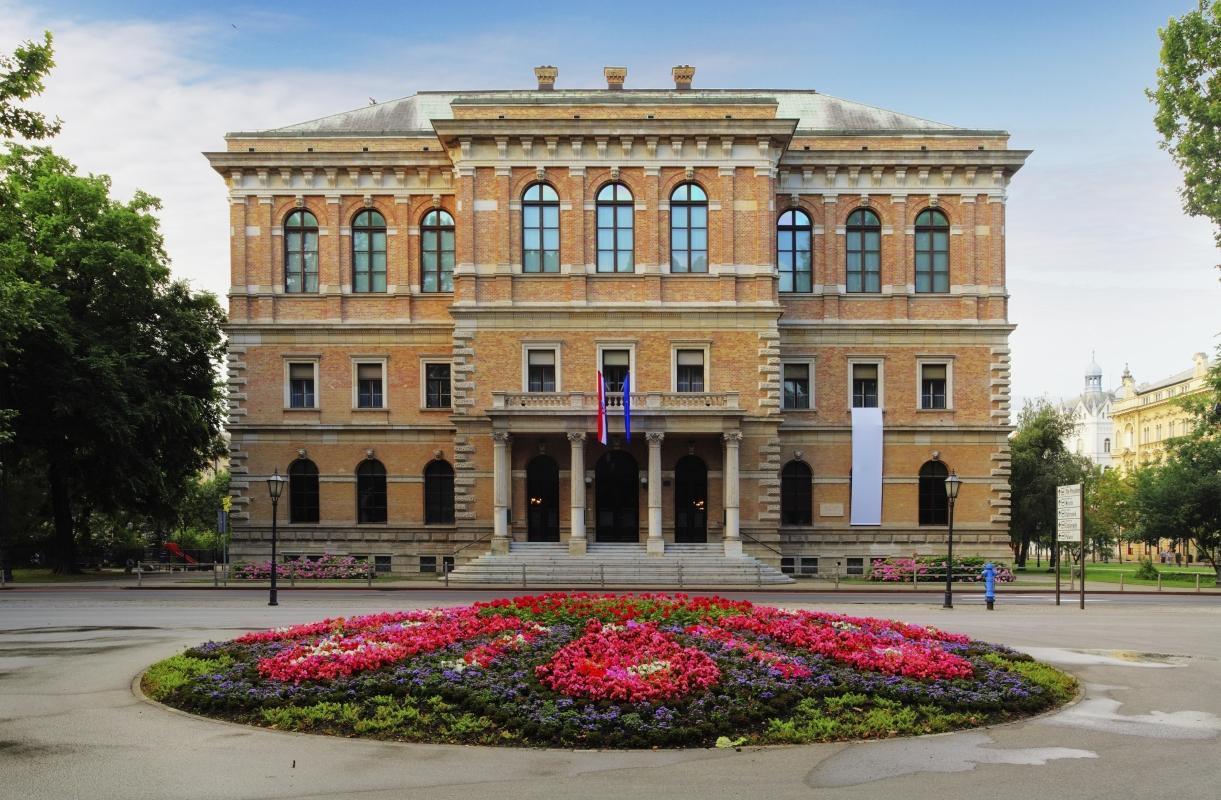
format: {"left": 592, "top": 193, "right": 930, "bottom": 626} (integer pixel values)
{"left": 352, "top": 406, "right": 390, "bottom": 413}
{"left": 420, "top": 405, "right": 454, "bottom": 412}
{"left": 283, "top": 406, "right": 320, "bottom": 412}
{"left": 356, "top": 522, "right": 388, "bottom": 526}
{"left": 916, "top": 407, "right": 954, "bottom": 413}
{"left": 782, "top": 406, "right": 816, "bottom": 413}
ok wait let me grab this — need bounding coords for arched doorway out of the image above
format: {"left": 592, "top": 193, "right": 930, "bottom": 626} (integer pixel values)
{"left": 673, "top": 455, "right": 707, "bottom": 543}
{"left": 595, "top": 450, "right": 639, "bottom": 543}
{"left": 526, "top": 455, "right": 560, "bottom": 542}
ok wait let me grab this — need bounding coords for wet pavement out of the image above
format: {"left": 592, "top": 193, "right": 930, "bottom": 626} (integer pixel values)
{"left": 1, "top": 588, "right": 1218, "bottom": 800}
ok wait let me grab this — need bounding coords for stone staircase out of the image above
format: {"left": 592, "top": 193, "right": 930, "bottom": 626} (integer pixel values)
{"left": 442, "top": 541, "right": 794, "bottom": 588}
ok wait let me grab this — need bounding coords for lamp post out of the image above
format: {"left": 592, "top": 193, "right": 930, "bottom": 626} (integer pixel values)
{"left": 0, "top": 458, "right": 8, "bottom": 586}
{"left": 943, "top": 470, "right": 962, "bottom": 609}
{"left": 266, "top": 468, "right": 286, "bottom": 606}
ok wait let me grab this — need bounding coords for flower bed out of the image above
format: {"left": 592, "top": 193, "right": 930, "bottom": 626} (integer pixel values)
{"left": 869, "top": 557, "right": 1016, "bottom": 583}
{"left": 143, "top": 593, "right": 1074, "bottom": 748}
{"left": 233, "top": 554, "right": 371, "bottom": 581}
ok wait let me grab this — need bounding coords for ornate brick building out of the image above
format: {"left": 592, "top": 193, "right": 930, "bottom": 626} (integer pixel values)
{"left": 207, "top": 66, "right": 1028, "bottom": 578}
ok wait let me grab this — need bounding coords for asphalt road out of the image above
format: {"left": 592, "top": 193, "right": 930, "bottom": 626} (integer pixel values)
{"left": 2, "top": 588, "right": 1219, "bottom": 800}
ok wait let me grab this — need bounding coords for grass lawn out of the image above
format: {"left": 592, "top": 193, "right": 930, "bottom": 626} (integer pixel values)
{"left": 1081, "top": 561, "right": 1217, "bottom": 589}
{"left": 5, "top": 568, "right": 131, "bottom": 583}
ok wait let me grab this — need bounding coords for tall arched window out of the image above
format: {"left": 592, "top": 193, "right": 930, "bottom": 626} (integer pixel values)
{"left": 846, "top": 208, "right": 881, "bottom": 293}
{"left": 777, "top": 209, "right": 812, "bottom": 293}
{"left": 356, "top": 459, "right": 387, "bottom": 524}
{"left": 670, "top": 183, "right": 708, "bottom": 273}
{"left": 284, "top": 210, "right": 319, "bottom": 293}
{"left": 596, "top": 182, "right": 634, "bottom": 272}
{"left": 918, "top": 460, "right": 949, "bottom": 525}
{"left": 421, "top": 209, "right": 455, "bottom": 292}
{"left": 914, "top": 209, "right": 949, "bottom": 293}
{"left": 780, "top": 460, "right": 812, "bottom": 526}
{"left": 288, "top": 459, "right": 319, "bottom": 524}
{"left": 424, "top": 460, "right": 455, "bottom": 524}
{"left": 522, "top": 183, "right": 560, "bottom": 273}
{"left": 351, "top": 210, "right": 386, "bottom": 293}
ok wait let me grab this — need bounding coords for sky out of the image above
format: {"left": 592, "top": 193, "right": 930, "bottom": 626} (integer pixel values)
{"left": 3, "top": 0, "right": 1218, "bottom": 409}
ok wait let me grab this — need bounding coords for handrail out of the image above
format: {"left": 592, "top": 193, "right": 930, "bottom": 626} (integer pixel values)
{"left": 740, "top": 530, "right": 784, "bottom": 558}
{"left": 450, "top": 530, "right": 494, "bottom": 559}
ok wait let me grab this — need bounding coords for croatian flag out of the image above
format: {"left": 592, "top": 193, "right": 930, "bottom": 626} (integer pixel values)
{"left": 622, "top": 371, "right": 632, "bottom": 442}
{"left": 596, "top": 370, "right": 608, "bottom": 445}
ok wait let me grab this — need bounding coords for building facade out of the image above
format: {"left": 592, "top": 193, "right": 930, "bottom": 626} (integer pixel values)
{"left": 1061, "top": 355, "right": 1114, "bottom": 469}
{"left": 207, "top": 66, "right": 1028, "bottom": 576}
{"left": 1111, "top": 352, "right": 1212, "bottom": 472}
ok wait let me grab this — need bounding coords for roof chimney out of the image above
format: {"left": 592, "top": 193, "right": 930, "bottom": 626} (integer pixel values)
{"left": 534, "top": 65, "right": 558, "bottom": 91}
{"left": 604, "top": 66, "right": 627, "bottom": 91}
{"left": 672, "top": 65, "right": 695, "bottom": 90}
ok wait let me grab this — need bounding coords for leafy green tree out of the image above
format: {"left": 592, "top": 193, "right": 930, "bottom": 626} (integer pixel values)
{"left": 0, "top": 145, "right": 226, "bottom": 573}
{"left": 0, "top": 31, "right": 61, "bottom": 141}
{"left": 1085, "top": 465, "right": 1137, "bottom": 560}
{"left": 1008, "top": 400, "right": 1092, "bottom": 567}
{"left": 1149, "top": 1, "right": 1221, "bottom": 245}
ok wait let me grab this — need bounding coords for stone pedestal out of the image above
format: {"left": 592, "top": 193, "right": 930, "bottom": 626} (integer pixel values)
{"left": 723, "top": 431, "right": 742, "bottom": 558}
{"left": 646, "top": 432, "right": 665, "bottom": 556}
{"left": 567, "top": 432, "right": 587, "bottom": 555}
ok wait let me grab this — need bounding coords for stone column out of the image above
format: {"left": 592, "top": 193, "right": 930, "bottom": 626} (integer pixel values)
{"left": 567, "top": 432, "right": 587, "bottom": 555}
{"left": 491, "top": 431, "right": 511, "bottom": 554}
{"left": 723, "top": 431, "right": 743, "bottom": 557}
{"left": 646, "top": 432, "right": 665, "bottom": 555}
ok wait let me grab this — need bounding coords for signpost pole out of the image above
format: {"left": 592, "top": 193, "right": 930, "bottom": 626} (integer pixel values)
{"left": 1055, "top": 540, "right": 1061, "bottom": 606}
{"left": 1055, "top": 483, "right": 1084, "bottom": 609}
{"left": 1079, "top": 491, "right": 1086, "bottom": 610}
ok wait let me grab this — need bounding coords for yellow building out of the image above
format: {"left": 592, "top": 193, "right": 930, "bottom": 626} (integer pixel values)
{"left": 1110, "top": 352, "right": 1212, "bottom": 564}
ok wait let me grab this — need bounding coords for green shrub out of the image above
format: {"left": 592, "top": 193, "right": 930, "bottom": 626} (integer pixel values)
{"left": 1133, "top": 558, "right": 1160, "bottom": 580}
{"left": 143, "top": 653, "right": 232, "bottom": 700}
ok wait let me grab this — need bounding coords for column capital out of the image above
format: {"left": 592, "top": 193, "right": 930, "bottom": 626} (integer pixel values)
{"left": 492, "top": 431, "right": 512, "bottom": 443}
{"left": 566, "top": 431, "right": 587, "bottom": 443}
{"left": 723, "top": 431, "right": 743, "bottom": 444}
{"left": 645, "top": 431, "right": 666, "bottom": 445}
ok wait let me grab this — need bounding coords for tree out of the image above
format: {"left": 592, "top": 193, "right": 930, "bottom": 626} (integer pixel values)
{"left": 0, "top": 145, "right": 226, "bottom": 573}
{"left": 1008, "top": 400, "right": 1092, "bottom": 567}
{"left": 1149, "top": 2, "right": 1221, "bottom": 245}
{"left": 1086, "top": 466, "right": 1137, "bottom": 560}
{"left": 0, "top": 32, "right": 61, "bottom": 141}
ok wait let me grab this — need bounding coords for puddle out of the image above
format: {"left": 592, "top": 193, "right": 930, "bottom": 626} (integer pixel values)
{"left": 1043, "top": 685, "right": 1221, "bottom": 740}
{"left": 1015, "top": 648, "right": 1188, "bottom": 668}
{"left": 806, "top": 732, "right": 1096, "bottom": 787}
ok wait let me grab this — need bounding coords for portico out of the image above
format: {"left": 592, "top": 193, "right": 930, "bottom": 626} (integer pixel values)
{"left": 487, "top": 391, "right": 744, "bottom": 558}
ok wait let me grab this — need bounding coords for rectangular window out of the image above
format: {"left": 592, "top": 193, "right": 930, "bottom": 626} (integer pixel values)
{"left": 783, "top": 363, "right": 811, "bottom": 409}
{"left": 799, "top": 557, "right": 819, "bottom": 576}
{"left": 781, "top": 557, "right": 795, "bottom": 575}
{"left": 288, "top": 362, "right": 316, "bottom": 408}
{"left": 846, "top": 557, "right": 864, "bottom": 576}
{"left": 602, "top": 349, "right": 630, "bottom": 393}
{"left": 425, "top": 363, "right": 451, "bottom": 409}
{"left": 419, "top": 555, "right": 437, "bottom": 574}
{"left": 356, "top": 362, "right": 384, "bottom": 408}
{"left": 527, "top": 349, "right": 557, "bottom": 392}
{"left": 675, "top": 349, "right": 705, "bottom": 393}
{"left": 852, "top": 363, "right": 879, "bottom": 408}
{"left": 920, "top": 363, "right": 947, "bottom": 409}
{"left": 374, "top": 555, "right": 392, "bottom": 574}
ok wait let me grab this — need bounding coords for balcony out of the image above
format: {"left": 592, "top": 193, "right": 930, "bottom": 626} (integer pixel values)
{"left": 490, "top": 391, "right": 741, "bottom": 414}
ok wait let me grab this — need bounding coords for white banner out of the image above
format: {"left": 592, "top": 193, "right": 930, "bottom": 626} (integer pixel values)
{"left": 850, "top": 408, "right": 884, "bottom": 526}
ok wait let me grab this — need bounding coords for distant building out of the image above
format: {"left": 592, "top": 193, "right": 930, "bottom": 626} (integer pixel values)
{"left": 1111, "top": 352, "right": 1212, "bottom": 472}
{"left": 1061, "top": 354, "right": 1114, "bottom": 468}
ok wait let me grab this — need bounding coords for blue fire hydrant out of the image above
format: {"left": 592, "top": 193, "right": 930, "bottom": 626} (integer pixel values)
{"left": 983, "top": 562, "right": 996, "bottom": 610}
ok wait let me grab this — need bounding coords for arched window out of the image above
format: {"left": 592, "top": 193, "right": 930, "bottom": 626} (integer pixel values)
{"left": 1104, "top": 438, "right": 1111, "bottom": 453}
{"left": 424, "top": 460, "right": 455, "bottom": 525}
{"left": 670, "top": 183, "right": 708, "bottom": 273}
{"left": 522, "top": 182, "right": 559, "bottom": 273}
{"left": 846, "top": 208, "right": 881, "bottom": 293}
{"left": 914, "top": 209, "right": 949, "bottom": 293}
{"left": 351, "top": 210, "right": 386, "bottom": 292}
{"left": 780, "top": 460, "right": 812, "bottom": 526}
{"left": 918, "top": 460, "right": 949, "bottom": 525}
{"left": 288, "top": 459, "right": 319, "bottom": 524}
{"left": 596, "top": 182, "right": 634, "bottom": 272}
{"left": 284, "top": 210, "right": 319, "bottom": 293}
{"left": 777, "top": 209, "right": 812, "bottom": 293}
{"left": 356, "top": 459, "right": 387, "bottom": 524}
{"left": 421, "top": 209, "right": 455, "bottom": 292}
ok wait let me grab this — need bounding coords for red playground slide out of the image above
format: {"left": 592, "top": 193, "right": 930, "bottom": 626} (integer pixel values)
{"left": 165, "top": 542, "right": 197, "bottom": 564}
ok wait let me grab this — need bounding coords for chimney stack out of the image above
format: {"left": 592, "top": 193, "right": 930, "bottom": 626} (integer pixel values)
{"left": 672, "top": 65, "right": 695, "bottom": 90}
{"left": 604, "top": 66, "right": 627, "bottom": 91}
{"left": 534, "top": 65, "right": 558, "bottom": 91}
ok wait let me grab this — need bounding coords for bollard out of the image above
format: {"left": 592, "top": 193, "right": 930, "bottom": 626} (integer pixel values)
{"left": 756, "top": 564, "right": 763, "bottom": 589}
{"left": 1196, "top": 574, "right": 1200, "bottom": 593}
{"left": 678, "top": 563, "right": 684, "bottom": 589}
{"left": 834, "top": 570, "right": 840, "bottom": 590}
{"left": 367, "top": 562, "right": 373, "bottom": 588}
{"left": 521, "top": 564, "right": 527, "bottom": 589}
{"left": 599, "top": 564, "right": 605, "bottom": 588}
{"left": 1119, "top": 573, "right": 1124, "bottom": 592}
{"left": 136, "top": 567, "right": 142, "bottom": 588}
{"left": 982, "top": 562, "right": 996, "bottom": 610}
{"left": 213, "top": 564, "right": 219, "bottom": 588}
{"left": 1157, "top": 574, "right": 1162, "bottom": 592}
{"left": 913, "top": 570, "right": 919, "bottom": 591}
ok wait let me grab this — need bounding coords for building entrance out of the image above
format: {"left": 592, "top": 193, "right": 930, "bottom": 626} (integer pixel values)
{"left": 595, "top": 450, "right": 639, "bottom": 543}
{"left": 674, "top": 455, "right": 708, "bottom": 543}
{"left": 526, "top": 455, "right": 560, "bottom": 542}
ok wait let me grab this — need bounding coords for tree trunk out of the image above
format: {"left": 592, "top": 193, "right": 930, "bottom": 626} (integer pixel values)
{"left": 49, "top": 460, "right": 78, "bottom": 575}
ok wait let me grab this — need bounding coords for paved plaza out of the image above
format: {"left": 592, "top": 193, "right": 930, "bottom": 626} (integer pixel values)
{"left": 1, "top": 587, "right": 1219, "bottom": 800}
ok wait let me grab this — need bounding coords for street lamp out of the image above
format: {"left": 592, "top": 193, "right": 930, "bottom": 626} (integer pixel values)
{"left": 943, "top": 470, "right": 963, "bottom": 609}
{"left": 266, "top": 468, "right": 286, "bottom": 606}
